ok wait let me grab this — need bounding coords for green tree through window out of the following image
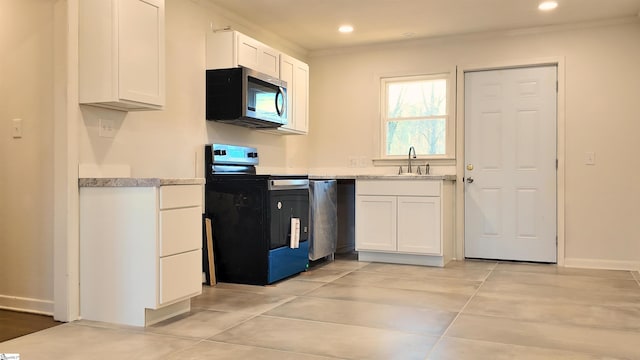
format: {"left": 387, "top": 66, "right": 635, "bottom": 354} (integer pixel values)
{"left": 382, "top": 75, "right": 449, "bottom": 157}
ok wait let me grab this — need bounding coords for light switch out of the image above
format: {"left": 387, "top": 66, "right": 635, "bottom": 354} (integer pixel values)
{"left": 11, "top": 118, "right": 23, "bottom": 138}
{"left": 584, "top": 151, "right": 596, "bottom": 165}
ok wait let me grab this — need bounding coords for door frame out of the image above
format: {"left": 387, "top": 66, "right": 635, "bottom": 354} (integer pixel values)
{"left": 455, "top": 57, "right": 566, "bottom": 266}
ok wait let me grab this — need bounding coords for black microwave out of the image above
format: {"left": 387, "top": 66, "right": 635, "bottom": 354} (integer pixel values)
{"left": 206, "top": 67, "right": 287, "bottom": 129}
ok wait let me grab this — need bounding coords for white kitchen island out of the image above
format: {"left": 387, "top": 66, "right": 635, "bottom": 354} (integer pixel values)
{"left": 79, "top": 178, "right": 204, "bottom": 327}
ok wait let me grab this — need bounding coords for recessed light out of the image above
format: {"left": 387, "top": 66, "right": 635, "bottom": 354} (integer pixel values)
{"left": 338, "top": 25, "right": 354, "bottom": 33}
{"left": 538, "top": 1, "right": 558, "bottom": 11}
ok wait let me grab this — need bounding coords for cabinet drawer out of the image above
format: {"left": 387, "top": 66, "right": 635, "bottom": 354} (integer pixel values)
{"left": 160, "top": 185, "right": 201, "bottom": 210}
{"left": 160, "top": 206, "right": 202, "bottom": 257}
{"left": 357, "top": 180, "right": 440, "bottom": 197}
{"left": 159, "top": 250, "right": 202, "bottom": 305}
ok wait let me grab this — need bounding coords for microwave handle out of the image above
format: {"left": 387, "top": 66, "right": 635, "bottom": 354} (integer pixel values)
{"left": 275, "top": 87, "right": 286, "bottom": 117}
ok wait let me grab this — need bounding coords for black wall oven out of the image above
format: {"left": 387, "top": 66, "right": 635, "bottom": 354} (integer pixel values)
{"left": 204, "top": 144, "right": 309, "bottom": 285}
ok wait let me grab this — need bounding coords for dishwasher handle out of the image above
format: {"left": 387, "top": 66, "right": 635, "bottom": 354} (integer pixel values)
{"left": 269, "top": 179, "right": 309, "bottom": 190}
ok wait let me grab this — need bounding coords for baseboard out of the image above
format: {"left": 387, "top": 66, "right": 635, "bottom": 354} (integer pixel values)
{"left": 564, "top": 258, "right": 640, "bottom": 272}
{"left": 0, "top": 294, "right": 54, "bottom": 315}
{"left": 358, "top": 251, "right": 447, "bottom": 267}
{"left": 144, "top": 299, "right": 190, "bottom": 327}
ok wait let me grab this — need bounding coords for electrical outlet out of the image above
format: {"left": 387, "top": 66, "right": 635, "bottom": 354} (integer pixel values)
{"left": 99, "top": 119, "right": 116, "bottom": 138}
{"left": 348, "top": 157, "right": 357, "bottom": 168}
{"left": 358, "top": 156, "right": 368, "bottom": 167}
{"left": 584, "top": 151, "right": 596, "bottom": 165}
{"left": 11, "top": 118, "right": 23, "bottom": 138}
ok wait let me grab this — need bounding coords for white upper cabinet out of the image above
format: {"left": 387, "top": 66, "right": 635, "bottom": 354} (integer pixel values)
{"left": 206, "top": 30, "right": 280, "bottom": 78}
{"left": 237, "top": 33, "right": 280, "bottom": 78}
{"left": 275, "top": 54, "right": 309, "bottom": 134}
{"left": 206, "top": 30, "right": 309, "bottom": 135}
{"left": 79, "top": 0, "right": 165, "bottom": 111}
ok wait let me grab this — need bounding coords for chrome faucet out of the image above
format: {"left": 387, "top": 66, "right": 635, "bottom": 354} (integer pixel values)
{"left": 407, "top": 146, "right": 416, "bottom": 173}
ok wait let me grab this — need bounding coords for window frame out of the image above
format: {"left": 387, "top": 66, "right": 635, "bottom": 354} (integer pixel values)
{"left": 379, "top": 72, "right": 455, "bottom": 160}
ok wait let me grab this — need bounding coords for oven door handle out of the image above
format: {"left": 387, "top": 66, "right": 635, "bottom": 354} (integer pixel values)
{"left": 270, "top": 179, "right": 309, "bottom": 190}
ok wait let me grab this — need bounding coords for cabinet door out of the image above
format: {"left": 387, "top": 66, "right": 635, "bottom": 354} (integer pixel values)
{"left": 259, "top": 46, "right": 280, "bottom": 78}
{"left": 355, "top": 196, "right": 397, "bottom": 252}
{"left": 118, "top": 0, "right": 165, "bottom": 106}
{"left": 237, "top": 33, "right": 279, "bottom": 78}
{"left": 237, "top": 33, "right": 260, "bottom": 71}
{"left": 293, "top": 60, "right": 309, "bottom": 133}
{"left": 277, "top": 55, "right": 309, "bottom": 134}
{"left": 279, "top": 56, "right": 295, "bottom": 132}
{"left": 397, "top": 196, "right": 441, "bottom": 255}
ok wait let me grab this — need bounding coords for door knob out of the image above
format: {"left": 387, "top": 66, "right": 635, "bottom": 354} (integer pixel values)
{"left": 466, "top": 177, "right": 474, "bottom": 183}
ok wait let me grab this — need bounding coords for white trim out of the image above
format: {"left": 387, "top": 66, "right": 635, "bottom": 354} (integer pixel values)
{"left": 310, "top": 16, "right": 640, "bottom": 58}
{"left": 564, "top": 258, "right": 640, "bottom": 272}
{"left": 53, "top": 0, "right": 80, "bottom": 322}
{"left": 358, "top": 251, "right": 447, "bottom": 267}
{"left": 0, "top": 295, "right": 54, "bottom": 315}
{"left": 455, "top": 56, "right": 566, "bottom": 266}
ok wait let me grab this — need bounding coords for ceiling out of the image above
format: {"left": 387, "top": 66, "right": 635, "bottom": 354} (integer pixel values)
{"left": 203, "top": 0, "right": 640, "bottom": 52}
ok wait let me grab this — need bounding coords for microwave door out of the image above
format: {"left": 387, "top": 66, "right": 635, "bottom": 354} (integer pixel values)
{"left": 247, "top": 77, "right": 279, "bottom": 118}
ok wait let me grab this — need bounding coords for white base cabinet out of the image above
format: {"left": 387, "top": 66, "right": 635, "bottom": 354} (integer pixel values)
{"left": 80, "top": 184, "right": 202, "bottom": 327}
{"left": 356, "top": 180, "right": 454, "bottom": 267}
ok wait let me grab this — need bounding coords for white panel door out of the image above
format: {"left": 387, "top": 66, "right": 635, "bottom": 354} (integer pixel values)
{"left": 397, "top": 196, "right": 441, "bottom": 255}
{"left": 465, "top": 66, "right": 557, "bottom": 262}
{"left": 355, "top": 195, "right": 397, "bottom": 251}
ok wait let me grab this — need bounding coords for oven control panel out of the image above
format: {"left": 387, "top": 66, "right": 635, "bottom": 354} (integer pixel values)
{"left": 208, "top": 144, "right": 259, "bottom": 166}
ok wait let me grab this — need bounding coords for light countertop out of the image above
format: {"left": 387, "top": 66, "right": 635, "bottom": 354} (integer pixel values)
{"left": 78, "top": 178, "right": 205, "bottom": 187}
{"left": 309, "top": 174, "right": 456, "bottom": 181}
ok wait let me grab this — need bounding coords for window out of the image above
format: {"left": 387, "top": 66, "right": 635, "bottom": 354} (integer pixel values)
{"left": 381, "top": 73, "right": 453, "bottom": 159}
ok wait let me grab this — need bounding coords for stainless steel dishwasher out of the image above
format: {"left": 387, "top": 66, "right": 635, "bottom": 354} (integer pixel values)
{"left": 309, "top": 180, "right": 338, "bottom": 260}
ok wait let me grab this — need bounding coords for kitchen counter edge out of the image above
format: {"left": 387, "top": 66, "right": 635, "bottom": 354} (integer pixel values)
{"left": 78, "top": 178, "right": 205, "bottom": 187}
{"left": 309, "top": 175, "right": 456, "bottom": 181}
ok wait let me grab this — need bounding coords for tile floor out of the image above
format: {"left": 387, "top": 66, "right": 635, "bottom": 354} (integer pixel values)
{"left": 1, "top": 258, "right": 640, "bottom": 359}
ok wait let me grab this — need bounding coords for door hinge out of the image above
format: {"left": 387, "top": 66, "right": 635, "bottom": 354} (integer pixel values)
{"left": 556, "top": 159, "right": 558, "bottom": 169}
{"left": 556, "top": 81, "right": 558, "bottom": 92}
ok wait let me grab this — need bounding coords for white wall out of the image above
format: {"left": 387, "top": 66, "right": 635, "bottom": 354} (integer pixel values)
{"left": 307, "top": 20, "right": 640, "bottom": 268}
{"left": 0, "top": 0, "right": 55, "bottom": 313}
